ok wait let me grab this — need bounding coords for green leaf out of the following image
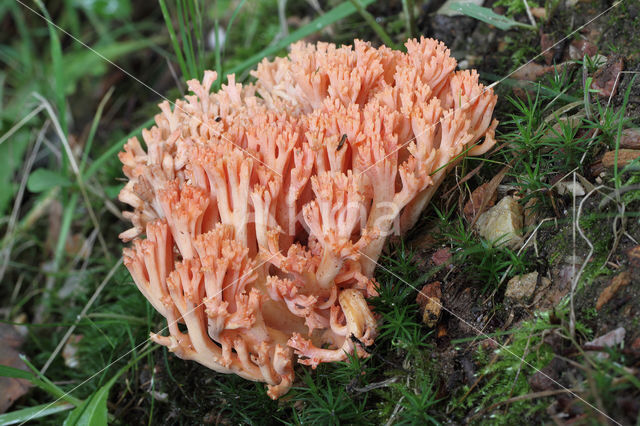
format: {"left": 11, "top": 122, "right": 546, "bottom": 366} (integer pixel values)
{"left": 63, "top": 385, "right": 109, "bottom": 426}
{"left": 226, "top": 0, "right": 376, "bottom": 77}
{"left": 27, "top": 169, "right": 72, "bottom": 193}
{"left": 0, "top": 364, "right": 33, "bottom": 380}
{"left": 448, "top": 2, "right": 534, "bottom": 30}
{"left": 0, "top": 129, "right": 30, "bottom": 215}
{"left": 0, "top": 402, "right": 74, "bottom": 425}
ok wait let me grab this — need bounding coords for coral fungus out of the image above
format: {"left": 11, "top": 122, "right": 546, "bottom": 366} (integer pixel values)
{"left": 119, "top": 37, "right": 498, "bottom": 398}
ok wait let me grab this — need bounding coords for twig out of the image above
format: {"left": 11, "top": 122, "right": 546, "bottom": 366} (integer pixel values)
{"left": 0, "top": 103, "right": 45, "bottom": 146}
{"left": 570, "top": 185, "right": 603, "bottom": 338}
{"left": 384, "top": 395, "right": 404, "bottom": 426}
{"left": 522, "top": 0, "right": 537, "bottom": 27}
{"left": 34, "top": 93, "right": 112, "bottom": 262}
{"left": 0, "top": 122, "right": 47, "bottom": 284}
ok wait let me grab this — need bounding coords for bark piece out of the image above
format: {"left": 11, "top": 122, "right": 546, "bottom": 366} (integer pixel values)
{"left": 595, "top": 271, "right": 631, "bottom": 310}
{"left": 416, "top": 281, "right": 442, "bottom": 328}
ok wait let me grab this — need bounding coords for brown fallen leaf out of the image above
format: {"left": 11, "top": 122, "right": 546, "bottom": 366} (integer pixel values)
{"left": 530, "top": 7, "right": 546, "bottom": 19}
{"left": 620, "top": 128, "right": 640, "bottom": 150}
{"left": 468, "top": 163, "right": 512, "bottom": 229}
{"left": 416, "top": 281, "right": 442, "bottom": 328}
{"left": 601, "top": 149, "right": 640, "bottom": 169}
{"left": 431, "top": 248, "right": 452, "bottom": 266}
{"left": 596, "top": 271, "right": 631, "bottom": 310}
{"left": 0, "top": 323, "right": 30, "bottom": 413}
{"left": 626, "top": 245, "right": 640, "bottom": 269}
{"left": 512, "top": 63, "right": 554, "bottom": 81}
{"left": 512, "top": 62, "right": 574, "bottom": 81}
{"left": 540, "top": 33, "right": 556, "bottom": 65}
{"left": 592, "top": 55, "right": 624, "bottom": 98}
{"left": 463, "top": 182, "right": 497, "bottom": 223}
{"left": 568, "top": 39, "right": 598, "bottom": 61}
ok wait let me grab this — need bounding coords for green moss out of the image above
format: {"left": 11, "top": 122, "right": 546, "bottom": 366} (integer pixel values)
{"left": 447, "top": 313, "right": 557, "bottom": 424}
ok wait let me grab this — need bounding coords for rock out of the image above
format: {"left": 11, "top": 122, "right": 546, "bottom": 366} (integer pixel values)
{"left": 592, "top": 55, "right": 624, "bottom": 98}
{"left": 596, "top": 271, "right": 631, "bottom": 310}
{"left": 416, "top": 281, "right": 442, "bottom": 328}
{"left": 555, "top": 181, "right": 586, "bottom": 197}
{"left": 505, "top": 271, "right": 539, "bottom": 303}
{"left": 475, "top": 196, "right": 524, "bottom": 248}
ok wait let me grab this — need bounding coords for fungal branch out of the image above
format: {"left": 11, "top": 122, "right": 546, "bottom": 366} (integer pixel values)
{"left": 119, "top": 37, "right": 498, "bottom": 398}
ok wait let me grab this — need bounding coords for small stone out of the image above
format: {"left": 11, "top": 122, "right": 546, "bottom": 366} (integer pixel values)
{"left": 475, "top": 196, "right": 524, "bottom": 248}
{"left": 505, "top": 271, "right": 539, "bottom": 303}
{"left": 416, "top": 281, "right": 442, "bottom": 328}
{"left": 555, "top": 181, "right": 586, "bottom": 197}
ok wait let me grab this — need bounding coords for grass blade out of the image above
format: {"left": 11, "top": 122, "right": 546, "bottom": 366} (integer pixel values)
{"left": 449, "top": 2, "right": 535, "bottom": 31}
{"left": 226, "top": 0, "right": 376, "bottom": 78}
{"left": 0, "top": 402, "right": 74, "bottom": 425}
{"left": 349, "top": 0, "right": 398, "bottom": 49}
{"left": 159, "top": 0, "right": 189, "bottom": 79}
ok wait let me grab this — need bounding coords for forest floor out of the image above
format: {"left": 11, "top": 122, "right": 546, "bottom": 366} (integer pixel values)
{"left": 1, "top": 0, "right": 639, "bottom": 424}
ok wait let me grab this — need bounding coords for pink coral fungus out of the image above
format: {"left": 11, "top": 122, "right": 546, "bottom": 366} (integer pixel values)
{"left": 119, "top": 37, "right": 498, "bottom": 398}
